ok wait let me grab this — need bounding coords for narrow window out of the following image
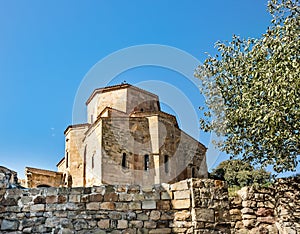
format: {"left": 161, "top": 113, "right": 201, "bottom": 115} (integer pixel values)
{"left": 122, "top": 153, "right": 127, "bottom": 168}
{"left": 91, "top": 114, "right": 94, "bottom": 123}
{"left": 164, "top": 155, "right": 169, "bottom": 174}
{"left": 192, "top": 168, "right": 196, "bottom": 178}
{"left": 144, "top": 154, "right": 149, "bottom": 171}
{"left": 66, "top": 152, "right": 69, "bottom": 168}
{"left": 92, "top": 155, "right": 94, "bottom": 169}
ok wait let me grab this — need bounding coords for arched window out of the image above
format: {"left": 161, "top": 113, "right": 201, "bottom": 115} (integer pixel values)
{"left": 164, "top": 155, "right": 169, "bottom": 174}
{"left": 122, "top": 153, "right": 127, "bottom": 168}
{"left": 144, "top": 154, "right": 149, "bottom": 171}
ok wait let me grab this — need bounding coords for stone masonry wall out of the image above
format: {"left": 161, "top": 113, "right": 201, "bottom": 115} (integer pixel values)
{"left": 0, "top": 179, "right": 229, "bottom": 234}
{"left": 230, "top": 176, "right": 300, "bottom": 234}
{"left": 0, "top": 173, "right": 299, "bottom": 233}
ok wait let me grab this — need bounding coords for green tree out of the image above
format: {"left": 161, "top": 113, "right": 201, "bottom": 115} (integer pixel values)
{"left": 210, "top": 160, "right": 271, "bottom": 187}
{"left": 195, "top": 0, "right": 300, "bottom": 173}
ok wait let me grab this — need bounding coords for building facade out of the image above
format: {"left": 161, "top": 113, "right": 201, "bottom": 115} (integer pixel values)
{"left": 25, "top": 84, "right": 207, "bottom": 187}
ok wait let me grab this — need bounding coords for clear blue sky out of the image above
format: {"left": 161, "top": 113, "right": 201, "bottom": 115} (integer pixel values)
{"left": 1, "top": 1, "right": 281, "bottom": 178}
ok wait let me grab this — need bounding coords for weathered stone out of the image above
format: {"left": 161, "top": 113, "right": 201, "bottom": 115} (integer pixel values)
{"left": 45, "top": 217, "right": 61, "bottom": 228}
{"left": 242, "top": 214, "right": 257, "bottom": 219}
{"left": 46, "top": 195, "right": 58, "bottom": 204}
{"left": 161, "top": 191, "right": 172, "bottom": 200}
{"left": 171, "top": 199, "right": 190, "bottom": 209}
{"left": 100, "top": 202, "right": 115, "bottom": 210}
{"left": 86, "top": 202, "right": 100, "bottom": 210}
{"left": 1, "top": 219, "right": 19, "bottom": 231}
{"left": 257, "top": 216, "right": 275, "bottom": 224}
{"left": 97, "top": 219, "right": 110, "bottom": 229}
{"left": 68, "top": 194, "right": 81, "bottom": 203}
{"left": 30, "top": 204, "right": 45, "bottom": 212}
{"left": 117, "top": 220, "right": 128, "bottom": 229}
{"left": 174, "top": 190, "right": 190, "bottom": 200}
{"left": 150, "top": 210, "right": 161, "bottom": 220}
{"left": 144, "top": 221, "right": 157, "bottom": 229}
{"left": 129, "top": 220, "right": 143, "bottom": 228}
{"left": 170, "top": 181, "right": 189, "bottom": 191}
{"left": 174, "top": 210, "right": 190, "bottom": 221}
{"left": 142, "top": 200, "right": 156, "bottom": 209}
{"left": 256, "top": 208, "right": 273, "bottom": 217}
{"left": 137, "top": 212, "right": 149, "bottom": 220}
{"left": 104, "top": 192, "right": 118, "bottom": 202}
{"left": 149, "top": 228, "right": 171, "bottom": 233}
{"left": 33, "top": 196, "right": 46, "bottom": 204}
{"left": 242, "top": 219, "right": 256, "bottom": 228}
{"left": 157, "top": 201, "right": 170, "bottom": 210}
{"left": 89, "top": 194, "right": 103, "bottom": 202}
{"left": 194, "top": 208, "right": 215, "bottom": 222}
{"left": 128, "top": 201, "right": 141, "bottom": 210}
{"left": 241, "top": 208, "right": 254, "bottom": 214}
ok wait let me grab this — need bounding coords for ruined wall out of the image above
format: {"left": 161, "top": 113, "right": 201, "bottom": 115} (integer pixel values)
{"left": 25, "top": 167, "right": 63, "bottom": 188}
{"left": 230, "top": 177, "right": 300, "bottom": 234}
{"left": 1, "top": 171, "right": 299, "bottom": 233}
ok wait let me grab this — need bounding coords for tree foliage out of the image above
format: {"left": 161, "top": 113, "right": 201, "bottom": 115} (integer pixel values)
{"left": 195, "top": 0, "right": 300, "bottom": 173}
{"left": 210, "top": 160, "right": 271, "bottom": 187}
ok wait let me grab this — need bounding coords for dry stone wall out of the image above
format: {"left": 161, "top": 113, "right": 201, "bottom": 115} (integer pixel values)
{"left": 230, "top": 177, "right": 300, "bottom": 234}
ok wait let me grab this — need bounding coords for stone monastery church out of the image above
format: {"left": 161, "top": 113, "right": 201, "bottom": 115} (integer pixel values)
{"left": 25, "top": 84, "right": 208, "bottom": 188}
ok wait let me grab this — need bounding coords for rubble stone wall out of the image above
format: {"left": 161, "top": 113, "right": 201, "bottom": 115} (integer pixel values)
{"left": 0, "top": 173, "right": 299, "bottom": 233}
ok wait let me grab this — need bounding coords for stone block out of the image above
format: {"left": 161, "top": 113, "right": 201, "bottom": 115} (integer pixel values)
{"left": 256, "top": 208, "right": 273, "bottom": 217}
{"left": 104, "top": 193, "right": 118, "bottom": 202}
{"left": 100, "top": 202, "right": 115, "bottom": 210}
{"left": 117, "top": 220, "right": 128, "bottom": 229}
{"left": 174, "top": 190, "right": 190, "bottom": 200}
{"left": 46, "top": 195, "right": 58, "bottom": 204}
{"left": 150, "top": 210, "right": 161, "bottom": 221}
{"left": 30, "top": 204, "right": 45, "bottom": 212}
{"left": 149, "top": 228, "right": 171, "bottom": 233}
{"left": 137, "top": 212, "right": 149, "bottom": 220}
{"left": 241, "top": 208, "right": 254, "bottom": 214}
{"left": 157, "top": 201, "right": 171, "bottom": 210}
{"left": 127, "top": 185, "right": 140, "bottom": 194}
{"left": 172, "top": 228, "right": 188, "bottom": 233}
{"left": 33, "top": 196, "right": 46, "bottom": 204}
{"left": 86, "top": 202, "right": 99, "bottom": 210}
{"left": 257, "top": 216, "right": 275, "bottom": 224}
{"left": 193, "top": 208, "right": 214, "bottom": 222}
{"left": 1, "top": 219, "right": 19, "bottom": 231}
{"left": 128, "top": 201, "right": 141, "bottom": 210}
{"left": 174, "top": 210, "right": 190, "bottom": 221}
{"left": 170, "top": 180, "right": 189, "bottom": 191}
{"left": 132, "top": 194, "right": 145, "bottom": 201}
{"left": 171, "top": 199, "right": 190, "bottom": 209}
{"left": 68, "top": 194, "right": 81, "bottom": 203}
{"left": 144, "top": 192, "right": 160, "bottom": 200}
{"left": 242, "top": 219, "right": 256, "bottom": 228}
{"left": 160, "top": 211, "right": 174, "bottom": 220}
{"left": 142, "top": 200, "right": 156, "bottom": 209}
{"left": 129, "top": 220, "right": 143, "bottom": 228}
{"left": 115, "top": 202, "right": 129, "bottom": 211}
{"left": 119, "top": 194, "right": 133, "bottom": 202}
{"left": 144, "top": 221, "right": 157, "bottom": 229}
{"left": 161, "top": 191, "right": 172, "bottom": 200}
{"left": 89, "top": 194, "right": 103, "bottom": 202}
